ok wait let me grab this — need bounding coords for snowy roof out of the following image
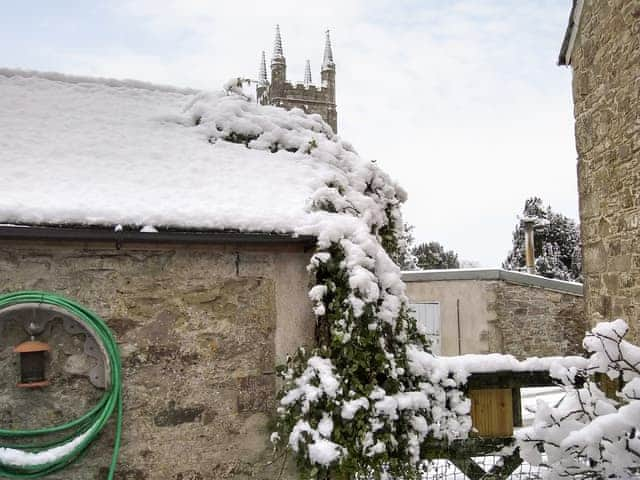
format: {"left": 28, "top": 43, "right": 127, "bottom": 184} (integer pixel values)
{"left": 0, "top": 69, "right": 351, "bottom": 235}
{"left": 402, "top": 268, "right": 583, "bottom": 295}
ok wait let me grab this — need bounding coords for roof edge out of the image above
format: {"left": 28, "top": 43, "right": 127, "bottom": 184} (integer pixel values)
{"left": 0, "top": 67, "right": 200, "bottom": 95}
{"left": 558, "top": 0, "right": 584, "bottom": 66}
{"left": 0, "top": 225, "right": 316, "bottom": 247}
{"left": 401, "top": 268, "right": 583, "bottom": 296}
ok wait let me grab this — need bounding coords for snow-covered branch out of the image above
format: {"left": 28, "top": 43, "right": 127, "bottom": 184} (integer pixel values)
{"left": 517, "top": 320, "right": 640, "bottom": 479}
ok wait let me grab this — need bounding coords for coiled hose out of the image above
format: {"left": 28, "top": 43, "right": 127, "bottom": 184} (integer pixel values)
{"left": 0, "top": 291, "right": 122, "bottom": 479}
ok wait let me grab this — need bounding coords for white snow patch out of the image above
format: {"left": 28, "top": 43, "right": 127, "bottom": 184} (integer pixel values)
{"left": 0, "top": 430, "right": 90, "bottom": 467}
{"left": 308, "top": 439, "right": 343, "bottom": 466}
{"left": 341, "top": 398, "right": 369, "bottom": 420}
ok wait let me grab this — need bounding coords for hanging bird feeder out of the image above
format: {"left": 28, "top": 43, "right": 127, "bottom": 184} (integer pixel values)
{"left": 14, "top": 340, "right": 51, "bottom": 388}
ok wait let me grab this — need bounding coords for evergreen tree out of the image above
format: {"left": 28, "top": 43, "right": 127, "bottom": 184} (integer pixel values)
{"left": 503, "top": 197, "right": 582, "bottom": 282}
{"left": 396, "top": 223, "right": 417, "bottom": 270}
{"left": 412, "top": 241, "right": 460, "bottom": 270}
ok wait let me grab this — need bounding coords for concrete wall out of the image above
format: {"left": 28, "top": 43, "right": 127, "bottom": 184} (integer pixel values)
{"left": 568, "top": 0, "right": 640, "bottom": 342}
{"left": 403, "top": 270, "right": 585, "bottom": 358}
{"left": 405, "top": 279, "right": 496, "bottom": 356}
{"left": 0, "top": 239, "right": 314, "bottom": 479}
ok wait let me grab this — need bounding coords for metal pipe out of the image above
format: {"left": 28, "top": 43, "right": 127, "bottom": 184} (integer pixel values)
{"left": 457, "top": 298, "right": 462, "bottom": 355}
{"left": 523, "top": 218, "right": 536, "bottom": 274}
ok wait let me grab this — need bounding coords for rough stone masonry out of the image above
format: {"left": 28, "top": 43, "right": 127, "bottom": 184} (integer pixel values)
{"left": 563, "top": 0, "right": 640, "bottom": 342}
{"left": 490, "top": 283, "right": 585, "bottom": 358}
{"left": 0, "top": 239, "right": 313, "bottom": 479}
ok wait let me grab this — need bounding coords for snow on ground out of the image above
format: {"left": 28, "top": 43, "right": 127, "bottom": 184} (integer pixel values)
{"left": 520, "top": 386, "right": 566, "bottom": 426}
{"left": 0, "top": 69, "right": 342, "bottom": 233}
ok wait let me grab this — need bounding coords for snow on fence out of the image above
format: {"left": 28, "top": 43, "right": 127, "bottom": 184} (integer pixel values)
{"left": 415, "top": 358, "right": 587, "bottom": 480}
{"left": 420, "top": 387, "right": 562, "bottom": 480}
{"left": 422, "top": 457, "right": 547, "bottom": 480}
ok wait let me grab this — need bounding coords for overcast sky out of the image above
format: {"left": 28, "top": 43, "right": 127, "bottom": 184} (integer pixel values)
{"left": 1, "top": 0, "right": 577, "bottom": 266}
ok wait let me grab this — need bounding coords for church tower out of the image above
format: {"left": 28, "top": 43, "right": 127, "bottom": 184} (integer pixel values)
{"left": 269, "top": 24, "right": 286, "bottom": 100}
{"left": 320, "top": 30, "right": 337, "bottom": 132}
{"left": 256, "top": 26, "right": 338, "bottom": 133}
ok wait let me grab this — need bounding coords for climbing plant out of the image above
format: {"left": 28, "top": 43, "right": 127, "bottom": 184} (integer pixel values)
{"left": 184, "top": 88, "right": 472, "bottom": 479}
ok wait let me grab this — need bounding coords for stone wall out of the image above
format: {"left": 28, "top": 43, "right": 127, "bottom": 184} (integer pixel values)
{"left": 258, "top": 80, "right": 337, "bottom": 132}
{"left": 257, "top": 82, "right": 337, "bottom": 132}
{"left": 0, "top": 240, "right": 314, "bottom": 479}
{"left": 570, "top": 1, "right": 640, "bottom": 342}
{"left": 279, "top": 83, "right": 336, "bottom": 131}
{"left": 490, "top": 283, "right": 585, "bottom": 358}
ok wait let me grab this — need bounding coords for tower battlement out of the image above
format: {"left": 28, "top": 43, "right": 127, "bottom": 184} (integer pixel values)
{"left": 256, "top": 27, "right": 337, "bottom": 132}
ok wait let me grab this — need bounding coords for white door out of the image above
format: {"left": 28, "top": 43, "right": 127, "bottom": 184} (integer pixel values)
{"left": 408, "top": 303, "right": 441, "bottom": 355}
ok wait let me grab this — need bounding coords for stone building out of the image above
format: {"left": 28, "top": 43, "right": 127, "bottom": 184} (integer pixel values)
{"left": 0, "top": 69, "right": 329, "bottom": 479}
{"left": 559, "top": 0, "right": 640, "bottom": 342}
{"left": 403, "top": 268, "right": 585, "bottom": 358}
{"left": 256, "top": 26, "right": 337, "bottom": 132}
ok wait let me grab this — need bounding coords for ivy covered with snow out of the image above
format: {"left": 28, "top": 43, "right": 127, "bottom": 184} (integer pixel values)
{"left": 183, "top": 81, "right": 471, "bottom": 478}
{"left": 517, "top": 319, "right": 640, "bottom": 479}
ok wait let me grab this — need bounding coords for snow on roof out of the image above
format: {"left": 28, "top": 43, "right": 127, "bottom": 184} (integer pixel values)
{"left": 402, "top": 268, "right": 583, "bottom": 295}
{"left": 0, "top": 69, "right": 354, "bottom": 234}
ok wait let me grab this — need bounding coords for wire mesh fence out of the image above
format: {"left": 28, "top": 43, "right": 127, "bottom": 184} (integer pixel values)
{"left": 422, "top": 457, "right": 547, "bottom": 479}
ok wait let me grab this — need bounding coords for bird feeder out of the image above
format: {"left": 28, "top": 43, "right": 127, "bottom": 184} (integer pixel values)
{"left": 14, "top": 340, "right": 50, "bottom": 388}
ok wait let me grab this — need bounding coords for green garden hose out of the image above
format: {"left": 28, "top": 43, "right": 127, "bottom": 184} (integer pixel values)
{"left": 0, "top": 291, "right": 122, "bottom": 479}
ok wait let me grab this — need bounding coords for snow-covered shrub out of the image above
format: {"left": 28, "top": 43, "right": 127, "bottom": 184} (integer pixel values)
{"left": 183, "top": 85, "right": 472, "bottom": 478}
{"left": 277, "top": 130, "right": 472, "bottom": 476}
{"left": 517, "top": 319, "right": 640, "bottom": 479}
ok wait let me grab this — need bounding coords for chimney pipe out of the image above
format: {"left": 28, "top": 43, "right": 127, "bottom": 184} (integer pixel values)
{"left": 523, "top": 218, "right": 536, "bottom": 274}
